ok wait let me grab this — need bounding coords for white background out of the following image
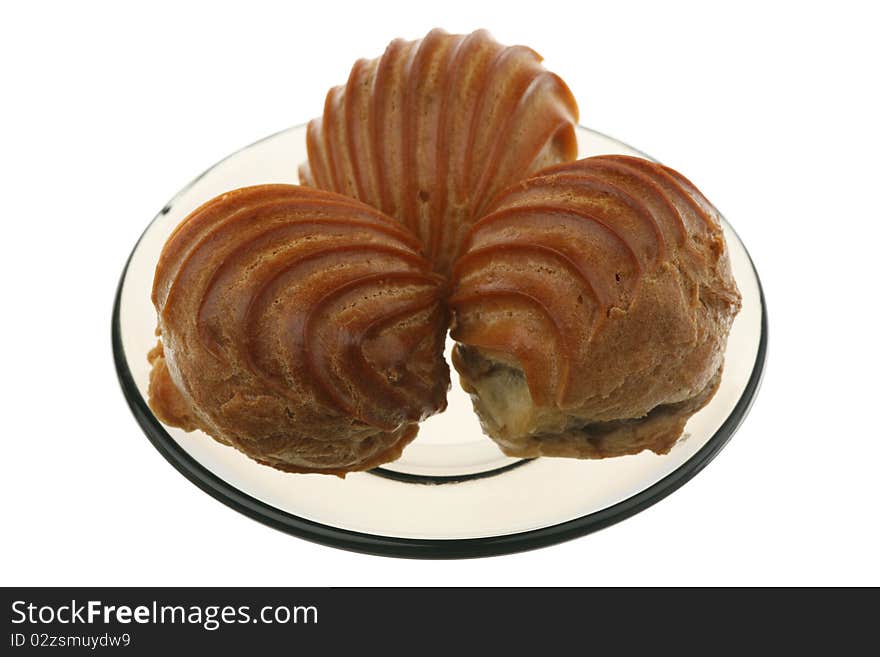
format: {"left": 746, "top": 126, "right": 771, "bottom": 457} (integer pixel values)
{"left": 2, "top": 1, "right": 878, "bottom": 586}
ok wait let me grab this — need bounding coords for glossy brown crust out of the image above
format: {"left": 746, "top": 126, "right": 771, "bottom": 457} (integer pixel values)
{"left": 449, "top": 156, "right": 741, "bottom": 458}
{"left": 149, "top": 185, "right": 449, "bottom": 475}
{"left": 299, "top": 28, "right": 579, "bottom": 276}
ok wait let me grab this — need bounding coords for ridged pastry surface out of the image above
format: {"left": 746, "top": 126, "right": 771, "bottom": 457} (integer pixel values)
{"left": 149, "top": 185, "right": 449, "bottom": 475}
{"left": 299, "top": 28, "right": 579, "bottom": 275}
{"left": 449, "top": 155, "right": 742, "bottom": 458}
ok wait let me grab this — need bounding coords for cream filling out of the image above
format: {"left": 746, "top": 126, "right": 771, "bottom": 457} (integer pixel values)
{"left": 454, "top": 344, "right": 720, "bottom": 458}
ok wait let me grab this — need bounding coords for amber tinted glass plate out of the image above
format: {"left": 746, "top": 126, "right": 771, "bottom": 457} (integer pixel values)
{"left": 113, "top": 125, "right": 766, "bottom": 558}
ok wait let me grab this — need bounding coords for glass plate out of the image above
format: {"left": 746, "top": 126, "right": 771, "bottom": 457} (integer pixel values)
{"left": 113, "top": 125, "right": 767, "bottom": 558}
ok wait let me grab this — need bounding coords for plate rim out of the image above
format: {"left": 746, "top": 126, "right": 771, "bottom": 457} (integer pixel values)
{"left": 111, "top": 126, "right": 768, "bottom": 559}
